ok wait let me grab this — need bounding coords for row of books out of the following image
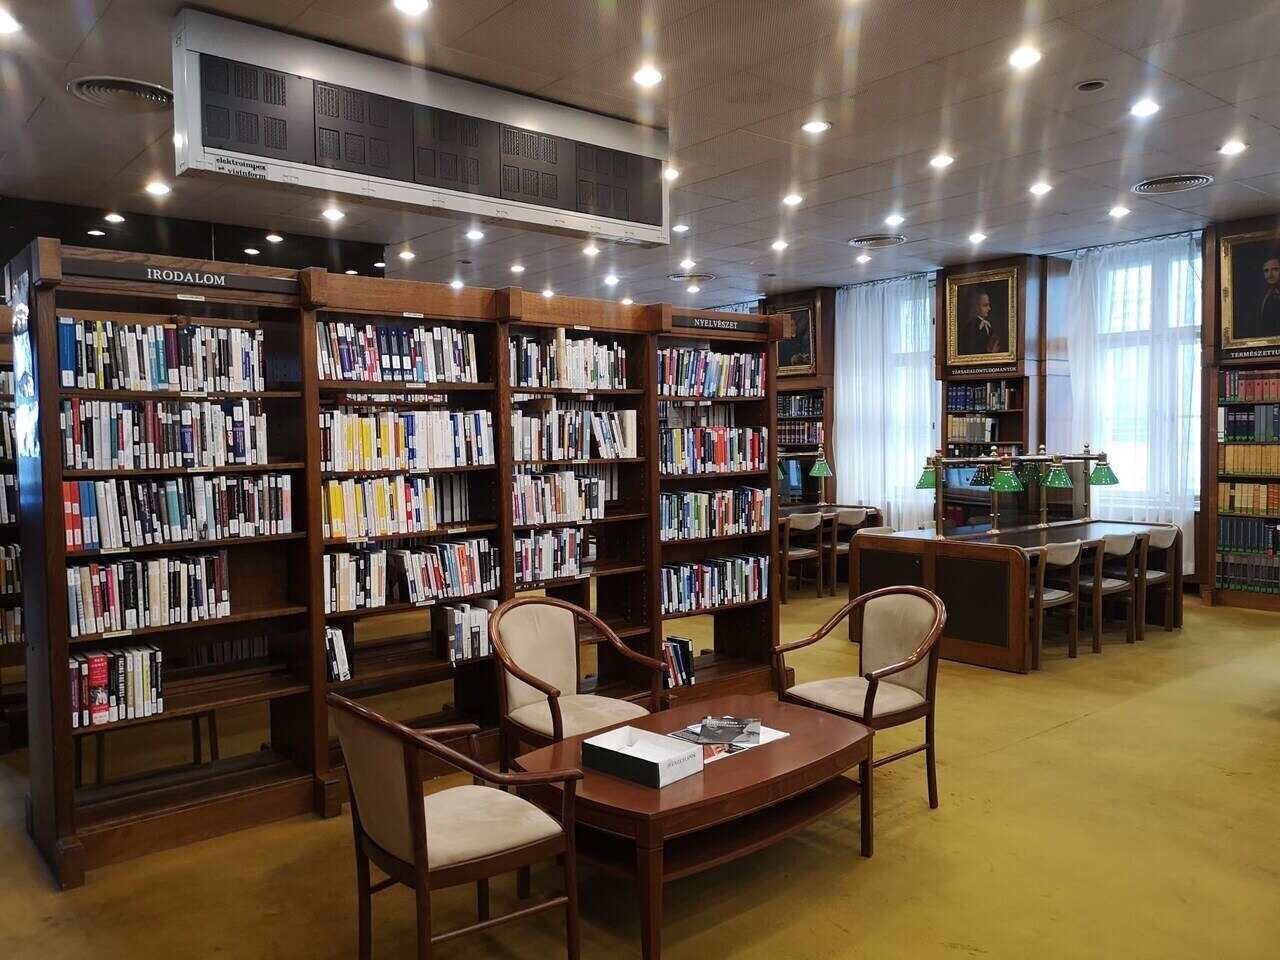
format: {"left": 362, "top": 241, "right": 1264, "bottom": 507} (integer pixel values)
{"left": 662, "top": 636, "right": 697, "bottom": 688}
{"left": 1215, "top": 516, "right": 1280, "bottom": 555}
{"left": 946, "top": 381, "right": 1016, "bottom": 412}
{"left": 659, "top": 554, "right": 770, "bottom": 615}
{"left": 511, "top": 409, "right": 638, "bottom": 461}
{"left": 0, "top": 405, "right": 14, "bottom": 459}
{"left": 188, "top": 635, "right": 270, "bottom": 666}
{"left": 1218, "top": 404, "right": 1280, "bottom": 442}
{"left": 316, "top": 321, "right": 480, "bottom": 384}
{"left": 320, "top": 408, "right": 495, "bottom": 473}
{"left": 659, "top": 487, "right": 772, "bottom": 542}
{"left": 661, "top": 402, "right": 736, "bottom": 428}
{"left": 65, "top": 552, "right": 230, "bottom": 639}
{"left": 777, "top": 394, "right": 822, "bottom": 418}
{"left": 778, "top": 421, "right": 824, "bottom": 445}
{"left": 512, "top": 470, "right": 607, "bottom": 526}
{"left": 1218, "top": 443, "right": 1280, "bottom": 477}
{"left": 1, "top": 607, "right": 22, "bottom": 646}
{"left": 61, "top": 474, "right": 294, "bottom": 551}
{"left": 60, "top": 397, "right": 269, "bottom": 471}
{"left": 514, "top": 527, "right": 585, "bottom": 583}
{"left": 1217, "top": 481, "right": 1280, "bottom": 516}
{"left": 0, "top": 544, "right": 20, "bottom": 596}
{"left": 658, "top": 427, "right": 769, "bottom": 475}
{"left": 1219, "top": 369, "right": 1280, "bottom": 402}
{"left": 946, "top": 415, "right": 1000, "bottom": 443}
{"left": 508, "top": 333, "right": 628, "bottom": 390}
{"left": 1215, "top": 554, "right": 1280, "bottom": 594}
{"left": 323, "top": 539, "right": 500, "bottom": 612}
{"left": 321, "top": 474, "right": 470, "bottom": 540}
{"left": 323, "top": 626, "right": 352, "bottom": 681}
{"left": 657, "top": 348, "right": 766, "bottom": 398}
{"left": 68, "top": 646, "right": 164, "bottom": 728}
{"left": 948, "top": 442, "right": 1021, "bottom": 457}
{"left": 57, "top": 317, "right": 265, "bottom": 393}
{"left": 432, "top": 600, "right": 498, "bottom": 663}
{"left": 0, "top": 473, "right": 15, "bottom": 524}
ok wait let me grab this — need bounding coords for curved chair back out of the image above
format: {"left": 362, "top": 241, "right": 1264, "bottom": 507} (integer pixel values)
{"left": 1043, "top": 540, "right": 1082, "bottom": 566}
{"left": 489, "top": 598, "right": 579, "bottom": 717}
{"left": 1102, "top": 533, "right": 1137, "bottom": 557}
{"left": 1147, "top": 526, "right": 1178, "bottom": 550}
{"left": 837, "top": 508, "right": 868, "bottom": 528}
{"left": 856, "top": 525, "right": 896, "bottom": 536}
{"left": 788, "top": 511, "right": 823, "bottom": 532}
{"left": 860, "top": 589, "right": 946, "bottom": 697}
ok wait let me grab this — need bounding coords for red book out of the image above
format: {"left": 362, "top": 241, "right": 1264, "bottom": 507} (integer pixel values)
{"left": 88, "top": 653, "right": 110, "bottom": 726}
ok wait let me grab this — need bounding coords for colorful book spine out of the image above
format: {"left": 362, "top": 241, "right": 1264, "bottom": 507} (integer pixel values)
{"left": 658, "top": 427, "right": 768, "bottom": 475}
{"left": 315, "top": 321, "right": 479, "bottom": 384}
{"left": 657, "top": 348, "right": 766, "bottom": 398}
{"left": 64, "top": 551, "right": 230, "bottom": 639}
{"left": 319, "top": 408, "right": 494, "bottom": 472}
{"left": 509, "top": 332, "right": 628, "bottom": 390}
{"left": 659, "top": 554, "right": 770, "bottom": 614}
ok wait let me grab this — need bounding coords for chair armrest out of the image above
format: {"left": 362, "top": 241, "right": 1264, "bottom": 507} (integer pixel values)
{"left": 774, "top": 633, "right": 824, "bottom": 656}
{"left": 478, "top": 765, "right": 585, "bottom": 788}
{"left": 414, "top": 722, "right": 482, "bottom": 741}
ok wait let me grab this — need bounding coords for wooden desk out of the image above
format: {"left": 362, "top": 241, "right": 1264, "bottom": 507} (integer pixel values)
{"left": 515, "top": 694, "right": 872, "bottom": 960}
{"left": 851, "top": 520, "right": 1183, "bottom": 673}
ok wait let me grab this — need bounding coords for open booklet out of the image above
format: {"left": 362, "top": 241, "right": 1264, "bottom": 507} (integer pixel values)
{"left": 669, "top": 716, "right": 790, "bottom": 763}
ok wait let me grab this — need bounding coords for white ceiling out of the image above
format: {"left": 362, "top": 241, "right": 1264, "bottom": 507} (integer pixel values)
{"left": 2, "top": 0, "right": 1279, "bottom": 306}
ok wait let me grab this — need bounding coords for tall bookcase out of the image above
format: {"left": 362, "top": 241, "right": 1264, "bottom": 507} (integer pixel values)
{"left": 9, "top": 239, "right": 781, "bottom": 886}
{"left": 0, "top": 304, "right": 22, "bottom": 752}
{"left": 766, "top": 288, "right": 835, "bottom": 505}
{"left": 776, "top": 387, "right": 828, "bottom": 505}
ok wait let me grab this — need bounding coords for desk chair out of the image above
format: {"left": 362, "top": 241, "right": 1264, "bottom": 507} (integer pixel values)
{"left": 773, "top": 585, "right": 946, "bottom": 853}
{"left": 781, "top": 511, "right": 825, "bottom": 602}
{"left": 826, "top": 508, "right": 868, "bottom": 596}
{"left": 1134, "top": 526, "right": 1179, "bottom": 638}
{"left": 1029, "top": 540, "right": 1082, "bottom": 668}
{"left": 488, "top": 597, "right": 664, "bottom": 769}
{"left": 328, "top": 694, "right": 583, "bottom": 960}
{"left": 1079, "top": 533, "right": 1142, "bottom": 652}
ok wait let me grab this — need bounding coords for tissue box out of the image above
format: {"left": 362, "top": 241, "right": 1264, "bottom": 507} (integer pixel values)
{"left": 581, "top": 726, "right": 704, "bottom": 788}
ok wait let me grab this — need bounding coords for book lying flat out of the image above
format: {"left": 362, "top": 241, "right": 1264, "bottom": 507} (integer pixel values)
{"left": 670, "top": 717, "right": 789, "bottom": 763}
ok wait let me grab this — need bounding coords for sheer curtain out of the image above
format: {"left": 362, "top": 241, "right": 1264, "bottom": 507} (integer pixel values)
{"left": 833, "top": 275, "right": 937, "bottom": 531}
{"left": 1067, "top": 233, "right": 1202, "bottom": 572}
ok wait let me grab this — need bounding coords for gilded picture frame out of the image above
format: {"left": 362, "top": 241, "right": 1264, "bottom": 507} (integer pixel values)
{"left": 1220, "top": 228, "right": 1280, "bottom": 350}
{"left": 774, "top": 302, "right": 817, "bottom": 377}
{"left": 946, "top": 266, "right": 1018, "bottom": 367}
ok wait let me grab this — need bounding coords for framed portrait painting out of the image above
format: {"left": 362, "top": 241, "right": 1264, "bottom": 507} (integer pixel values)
{"left": 945, "top": 267, "right": 1018, "bottom": 367}
{"left": 1221, "top": 228, "right": 1280, "bottom": 350}
{"left": 774, "top": 301, "right": 817, "bottom": 377}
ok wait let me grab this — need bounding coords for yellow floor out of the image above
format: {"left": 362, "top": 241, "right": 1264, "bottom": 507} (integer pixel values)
{"left": 2, "top": 594, "right": 1279, "bottom": 959}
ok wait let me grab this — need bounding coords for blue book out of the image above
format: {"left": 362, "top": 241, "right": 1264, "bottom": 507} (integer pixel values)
{"left": 58, "top": 317, "right": 76, "bottom": 387}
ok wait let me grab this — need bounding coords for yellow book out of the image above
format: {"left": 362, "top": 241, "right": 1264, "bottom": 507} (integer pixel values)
{"left": 326, "top": 479, "right": 346, "bottom": 539}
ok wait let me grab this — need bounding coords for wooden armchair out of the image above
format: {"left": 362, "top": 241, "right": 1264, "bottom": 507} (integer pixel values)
{"left": 1030, "top": 540, "right": 1082, "bottom": 668}
{"left": 1135, "top": 525, "right": 1180, "bottom": 638}
{"left": 327, "top": 693, "right": 584, "bottom": 960}
{"left": 773, "top": 585, "right": 946, "bottom": 855}
{"left": 1079, "top": 532, "right": 1143, "bottom": 652}
{"left": 825, "top": 508, "right": 868, "bottom": 596}
{"left": 488, "top": 596, "right": 665, "bottom": 768}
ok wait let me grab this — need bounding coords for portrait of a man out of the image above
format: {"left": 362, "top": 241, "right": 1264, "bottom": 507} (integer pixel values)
{"left": 775, "top": 303, "right": 816, "bottom": 376}
{"left": 1222, "top": 229, "right": 1280, "bottom": 349}
{"left": 946, "top": 268, "right": 1017, "bottom": 366}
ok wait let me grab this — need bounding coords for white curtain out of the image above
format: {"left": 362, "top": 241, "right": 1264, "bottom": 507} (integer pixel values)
{"left": 833, "top": 275, "right": 937, "bottom": 531}
{"left": 1067, "top": 233, "right": 1202, "bottom": 572}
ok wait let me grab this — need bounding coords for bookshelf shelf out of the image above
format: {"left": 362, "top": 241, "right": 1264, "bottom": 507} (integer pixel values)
{"left": 322, "top": 523, "right": 499, "bottom": 546}
{"left": 323, "top": 589, "right": 502, "bottom": 621}
{"left": 660, "top": 530, "right": 772, "bottom": 546}
{"left": 329, "top": 645, "right": 464, "bottom": 694}
{"left": 59, "top": 389, "right": 303, "bottom": 401}
{"left": 70, "top": 532, "right": 307, "bottom": 558}
{"left": 317, "top": 381, "right": 493, "bottom": 394}
{"left": 65, "top": 462, "right": 306, "bottom": 479}
{"left": 68, "top": 603, "right": 309, "bottom": 646}
{"left": 513, "top": 457, "right": 645, "bottom": 467}
{"left": 513, "top": 562, "right": 648, "bottom": 593}
{"left": 661, "top": 597, "right": 771, "bottom": 620}
{"left": 512, "top": 511, "right": 646, "bottom": 531}
{"left": 511, "top": 386, "right": 645, "bottom": 397}
{"left": 320, "top": 464, "right": 496, "bottom": 479}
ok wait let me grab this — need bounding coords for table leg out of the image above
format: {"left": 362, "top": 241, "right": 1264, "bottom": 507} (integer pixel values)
{"left": 636, "top": 842, "right": 664, "bottom": 960}
{"left": 859, "top": 755, "right": 874, "bottom": 858}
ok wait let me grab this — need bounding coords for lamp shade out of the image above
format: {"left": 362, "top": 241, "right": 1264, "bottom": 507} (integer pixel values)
{"left": 970, "top": 463, "right": 994, "bottom": 486}
{"left": 916, "top": 466, "right": 937, "bottom": 489}
{"left": 1042, "top": 459, "right": 1073, "bottom": 489}
{"left": 1016, "top": 461, "right": 1040, "bottom": 485}
{"left": 1090, "top": 460, "right": 1119, "bottom": 485}
{"left": 809, "top": 457, "right": 833, "bottom": 479}
{"left": 990, "top": 467, "right": 1024, "bottom": 493}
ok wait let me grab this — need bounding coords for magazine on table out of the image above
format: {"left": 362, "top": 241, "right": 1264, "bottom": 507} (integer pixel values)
{"left": 669, "top": 716, "right": 789, "bottom": 763}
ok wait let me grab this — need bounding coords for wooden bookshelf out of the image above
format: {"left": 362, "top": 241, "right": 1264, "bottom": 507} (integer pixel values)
{"left": 0, "top": 304, "right": 21, "bottom": 754}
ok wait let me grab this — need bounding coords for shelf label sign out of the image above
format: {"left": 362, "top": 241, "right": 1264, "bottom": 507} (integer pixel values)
{"left": 63, "top": 258, "right": 299, "bottom": 294}
{"left": 672, "top": 314, "right": 768, "bottom": 334}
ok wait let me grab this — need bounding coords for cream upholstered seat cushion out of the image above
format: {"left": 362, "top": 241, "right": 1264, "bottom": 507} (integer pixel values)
{"left": 423, "top": 784, "right": 561, "bottom": 869}
{"left": 1031, "top": 586, "right": 1072, "bottom": 603}
{"left": 787, "top": 546, "right": 820, "bottom": 559}
{"left": 1080, "top": 575, "right": 1129, "bottom": 591}
{"left": 1143, "top": 570, "right": 1171, "bottom": 583}
{"left": 787, "top": 676, "right": 925, "bottom": 718}
{"left": 508, "top": 693, "right": 648, "bottom": 738}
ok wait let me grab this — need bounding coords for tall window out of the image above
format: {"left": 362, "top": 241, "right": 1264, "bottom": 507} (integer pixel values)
{"left": 1068, "top": 233, "right": 1202, "bottom": 570}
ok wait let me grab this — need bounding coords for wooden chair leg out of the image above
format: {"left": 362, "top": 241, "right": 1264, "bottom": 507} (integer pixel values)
{"left": 563, "top": 840, "right": 581, "bottom": 960}
{"left": 1135, "top": 581, "right": 1146, "bottom": 642}
{"left": 925, "top": 712, "right": 939, "bottom": 809}
{"left": 1030, "top": 599, "right": 1043, "bottom": 671}
{"left": 1125, "top": 588, "right": 1136, "bottom": 643}
{"left": 859, "top": 752, "right": 874, "bottom": 858}
{"left": 517, "top": 865, "right": 531, "bottom": 900}
{"left": 476, "top": 878, "right": 490, "bottom": 921}
{"left": 1091, "top": 587, "right": 1103, "bottom": 654}
{"left": 1067, "top": 599, "right": 1079, "bottom": 659}
{"left": 1165, "top": 583, "right": 1174, "bottom": 632}
{"left": 356, "top": 851, "right": 373, "bottom": 960}
{"left": 415, "top": 883, "right": 433, "bottom": 960}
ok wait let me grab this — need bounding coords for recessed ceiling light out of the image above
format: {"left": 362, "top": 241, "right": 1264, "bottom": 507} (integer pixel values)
{"left": 687, "top": 285, "right": 700, "bottom": 294}
{"left": 583, "top": 244, "right": 600, "bottom": 256}
{"left": 771, "top": 240, "right": 789, "bottom": 251}
{"left": 856, "top": 254, "right": 871, "bottom": 264}
{"left": 0, "top": 10, "right": 22, "bottom": 33}
{"left": 930, "top": 154, "right": 954, "bottom": 168}
{"left": 399, "top": 250, "right": 415, "bottom": 261}
{"left": 672, "top": 223, "right": 689, "bottom": 233}
{"left": 465, "top": 228, "right": 485, "bottom": 240}
{"left": 1030, "top": 181, "right": 1053, "bottom": 196}
{"left": 345, "top": 269, "right": 358, "bottom": 275}
{"left": 393, "top": 0, "right": 430, "bottom": 14}
{"left": 265, "top": 233, "right": 283, "bottom": 243}
{"left": 374, "top": 261, "right": 386, "bottom": 268}
{"left": 87, "top": 230, "right": 105, "bottom": 237}
{"left": 244, "top": 247, "right": 260, "bottom": 256}
{"left": 884, "top": 213, "right": 905, "bottom": 226}
{"left": 450, "top": 279, "right": 464, "bottom": 290}
{"left": 145, "top": 180, "right": 170, "bottom": 196}
{"left": 1008, "top": 46, "right": 1041, "bottom": 69}
{"left": 680, "top": 257, "right": 696, "bottom": 270}
{"left": 801, "top": 120, "right": 832, "bottom": 134}
{"left": 510, "top": 264, "right": 525, "bottom": 274}
{"left": 104, "top": 213, "right": 125, "bottom": 223}
{"left": 783, "top": 194, "right": 803, "bottom": 206}
{"left": 1130, "top": 98, "right": 1160, "bottom": 117}
{"left": 633, "top": 66, "right": 663, "bottom": 87}
{"left": 968, "top": 232, "right": 987, "bottom": 243}
{"left": 1109, "top": 205, "right": 1131, "bottom": 218}
{"left": 322, "top": 207, "right": 344, "bottom": 221}
{"left": 1219, "top": 139, "right": 1247, "bottom": 156}
{"left": 664, "top": 167, "right": 679, "bottom": 181}
{"left": 542, "top": 288, "right": 555, "bottom": 298}
{"left": 604, "top": 274, "right": 619, "bottom": 286}
{"left": 621, "top": 298, "right": 634, "bottom": 306}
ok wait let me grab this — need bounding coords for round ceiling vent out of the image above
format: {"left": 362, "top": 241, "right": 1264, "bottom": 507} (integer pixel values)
{"left": 847, "top": 234, "right": 907, "bottom": 248}
{"left": 1131, "top": 173, "right": 1214, "bottom": 195}
{"left": 1074, "top": 78, "right": 1109, "bottom": 93}
{"left": 667, "top": 272, "right": 716, "bottom": 283}
{"left": 67, "top": 76, "right": 174, "bottom": 112}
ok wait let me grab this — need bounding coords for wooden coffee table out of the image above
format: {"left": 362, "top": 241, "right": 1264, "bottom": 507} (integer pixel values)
{"left": 514, "top": 694, "right": 873, "bottom": 960}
